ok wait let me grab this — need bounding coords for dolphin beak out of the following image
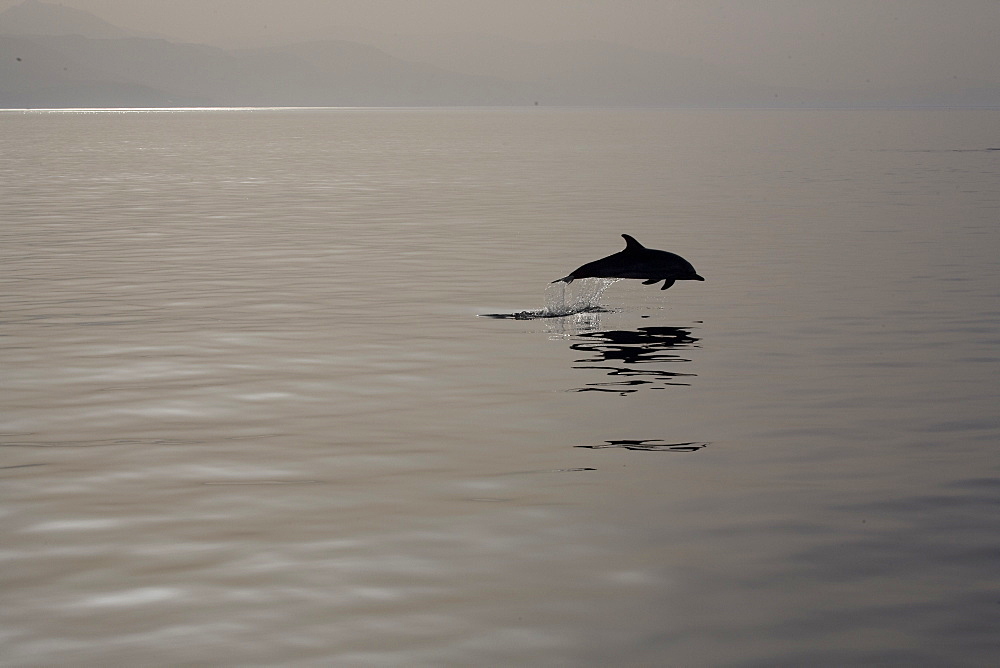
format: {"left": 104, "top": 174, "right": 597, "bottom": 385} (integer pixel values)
{"left": 552, "top": 275, "right": 574, "bottom": 284}
{"left": 692, "top": 274, "right": 705, "bottom": 281}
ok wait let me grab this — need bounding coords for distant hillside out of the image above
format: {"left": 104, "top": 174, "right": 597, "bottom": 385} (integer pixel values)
{"left": 366, "top": 32, "right": 1000, "bottom": 108}
{"left": 0, "top": 34, "right": 213, "bottom": 107}
{"left": 0, "top": 0, "right": 136, "bottom": 39}
{"left": 0, "top": 0, "right": 527, "bottom": 107}
{"left": 1, "top": 0, "right": 998, "bottom": 109}
{"left": 232, "top": 40, "right": 527, "bottom": 106}
{"left": 0, "top": 32, "right": 528, "bottom": 108}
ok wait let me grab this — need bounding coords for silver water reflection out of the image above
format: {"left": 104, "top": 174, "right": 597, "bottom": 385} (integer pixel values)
{"left": 2, "top": 108, "right": 999, "bottom": 667}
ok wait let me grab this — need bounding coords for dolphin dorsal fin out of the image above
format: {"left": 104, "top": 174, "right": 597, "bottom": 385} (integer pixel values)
{"left": 621, "top": 234, "right": 645, "bottom": 252}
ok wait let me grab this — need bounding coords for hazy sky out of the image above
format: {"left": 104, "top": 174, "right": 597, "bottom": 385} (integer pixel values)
{"left": 4, "top": 0, "right": 999, "bottom": 87}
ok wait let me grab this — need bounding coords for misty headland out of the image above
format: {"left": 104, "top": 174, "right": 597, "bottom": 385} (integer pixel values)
{"left": 2, "top": 0, "right": 999, "bottom": 109}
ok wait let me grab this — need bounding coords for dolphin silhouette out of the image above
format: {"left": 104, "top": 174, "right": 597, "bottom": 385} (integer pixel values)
{"left": 553, "top": 234, "right": 704, "bottom": 290}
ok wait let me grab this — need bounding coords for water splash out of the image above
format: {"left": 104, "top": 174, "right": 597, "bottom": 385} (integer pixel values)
{"left": 481, "top": 278, "right": 620, "bottom": 320}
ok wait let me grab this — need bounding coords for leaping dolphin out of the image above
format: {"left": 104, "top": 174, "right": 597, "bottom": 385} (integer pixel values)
{"left": 553, "top": 234, "right": 704, "bottom": 290}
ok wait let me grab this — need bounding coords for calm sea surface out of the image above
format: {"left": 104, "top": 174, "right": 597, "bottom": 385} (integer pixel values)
{"left": 2, "top": 108, "right": 998, "bottom": 667}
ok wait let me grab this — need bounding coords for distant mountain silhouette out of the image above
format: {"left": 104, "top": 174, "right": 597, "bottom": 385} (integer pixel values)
{"left": 0, "top": 32, "right": 525, "bottom": 107}
{"left": 379, "top": 34, "right": 758, "bottom": 104}
{"left": 0, "top": 0, "right": 138, "bottom": 39}
{"left": 2, "top": 0, "right": 998, "bottom": 109}
{"left": 231, "top": 40, "right": 525, "bottom": 106}
{"left": 0, "top": 1, "right": 526, "bottom": 107}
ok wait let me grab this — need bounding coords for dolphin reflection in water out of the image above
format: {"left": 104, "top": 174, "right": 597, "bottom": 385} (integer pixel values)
{"left": 553, "top": 234, "right": 704, "bottom": 291}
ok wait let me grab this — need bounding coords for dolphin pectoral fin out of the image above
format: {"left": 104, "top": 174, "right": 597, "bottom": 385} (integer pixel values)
{"left": 659, "top": 279, "right": 676, "bottom": 290}
{"left": 641, "top": 279, "right": 659, "bottom": 285}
